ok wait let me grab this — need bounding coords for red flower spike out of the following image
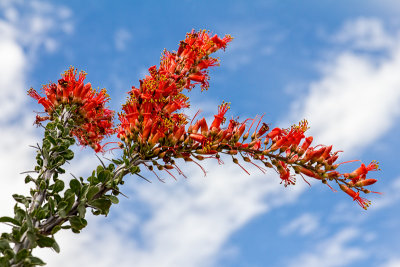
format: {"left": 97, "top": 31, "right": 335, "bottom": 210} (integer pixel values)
{"left": 28, "top": 67, "right": 114, "bottom": 152}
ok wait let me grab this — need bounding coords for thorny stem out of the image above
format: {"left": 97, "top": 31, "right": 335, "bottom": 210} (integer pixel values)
{"left": 11, "top": 108, "right": 73, "bottom": 266}
{"left": 39, "top": 157, "right": 143, "bottom": 235}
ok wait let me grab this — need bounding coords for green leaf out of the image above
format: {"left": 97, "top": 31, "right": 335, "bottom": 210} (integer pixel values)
{"left": 63, "top": 150, "right": 74, "bottom": 161}
{"left": 25, "top": 175, "right": 35, "bottom": 184}
{"left": 12, "top": 228, "right": 22, "bottom": 242}
{"left": 51, "top": 225, "right": 61, "bottom": 235}
{"left": 36, "top": 235, "right": 55, "bottom": 248}
{"left": 66, "top": 137, "right": 75, "bottom": 145}
{"left": 3, "top": 248, "right": 14, "bottom": 259}
{"left": 14, "top": 206, "right": 26, "bottom": 224}
{"left": 19, "top": 223, "right": 28, "bottom": 237}
{"left": 0, "top": 216, "right": 20, "bottom": 226}
{"left": 48, "top": 197, "right": 55, "bottom": 213}
{"left": 56, "top": 167, "right": 66, "bottom": 174}
{"left": 97, "top": 170, "right": 111, "bottom": 183}
{"left": 53, "top": 180, "right": 65, "bottom": 193}
{"left": 96, "top": 165, "right": 104, "bottom": 175}
{"left": 69, "top": 216, "right": 87, "bottom": 231}
{"left": 46, "top": 135, "right": 57, "bottom": 146}
{"left": 42, "top": 139, "right": 51, "bottom": 150}
{"left": 35, "top": 209, "right": 47, "bottom": 221}
{"left": 26, "top": 231, "right": 36, "bottom": 247}
{"left": 105, "top": 195, "right": 119, "bottom": 204}
{"left": 89, "top": 198, "right": 111, "bottom": 215}
{"left": 0, "top": 239, "right": 10, "bottom": 251}
{"left": 12, "top": 194, "right": 30, "bottom": 207}
{"left": 86, "top": 186, "right": 99, "bottom": 201}
{"left": 57, "top": 200, "right": 68, "bottom": 216}
{"left": 65, "top": 193, "right": 75, "bottom": 211}
{"left": 15, "top": 248, "right": 29, "bottom": 263}
{"left": 25, "top": 213, "right": 33, "bottom": 230}
{"left": 56, "top": 124, "right": 64, "bottom": 134}
{"left": 52, "top": 240, "right": 60, "bottom": 253}
{"left": 0, "top": 257, "right": 10, "bottom": 267}
{"left": 39, "top": 180, "right": 46, "bottom": 190}
{"left": 80, "top": 184, "right": 89, "bottom": 198}
{"left": 69, "top": 179, "right": 81, "bottom": 195}
{"left": 59, "top": 210, "right": 67, "bottom": 218}
{"left": 112, "top": 159, "right": 123, "bottom": 165}
{"left": 129, "top": 166, "right": 140, "bottom": 174}
{"left": 28, "top": 256, "right": 46, "bottom": 266}
{"left": 54, "top": 155, "right": 65, "bottom": 166}
{"left": 77, "top": 202, "right": 86, "bottom": 218}
{"left": 108, "top": 163, "right": 115, "bottom": 171}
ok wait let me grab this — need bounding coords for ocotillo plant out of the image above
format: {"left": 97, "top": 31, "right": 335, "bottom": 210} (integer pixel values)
{"left": 0, "top": 30, "right": 380, "bottom": 266}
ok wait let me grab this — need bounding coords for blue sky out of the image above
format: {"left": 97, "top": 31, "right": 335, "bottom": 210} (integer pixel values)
{"left": 1, "top": 1, "right": 400, "bottom": 266}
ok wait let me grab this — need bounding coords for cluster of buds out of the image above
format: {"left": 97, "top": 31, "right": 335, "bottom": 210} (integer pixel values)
{"left": 28, "top": 67, "right": 114, "bottom": 152}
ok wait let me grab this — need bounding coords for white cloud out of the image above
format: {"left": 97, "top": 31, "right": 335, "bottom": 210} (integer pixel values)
{"left": 0, "top": 0, "right": 74, "bottom": 231}
{"left": 0, "top": 38, "right": 26, "bottom": 121}
{"left": 115, "top": 28, "right": 132, "bottom": 51}
{"left": 332, "top": 17, "right": 395, "bottom": 50}
{"left": 280, "top": 213, "right": 319, "bottom": 236}
{"left": 381, "top": 258, "right": 400, "bottom": 267}
{"left": 370, "top": 176, "right": 400, "bottom": 210}
{"left": 288, "top": 228, "right": 364, "bottom": 267}
{"left": 288, "top": 18, "right": 400, "bottom": 154}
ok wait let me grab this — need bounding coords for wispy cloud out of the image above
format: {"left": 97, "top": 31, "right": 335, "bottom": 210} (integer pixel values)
{"left": 287, "top": 18, "right": 400, "bottom": 154}
{"left": 115, "top": 28, "right": 132, "bottom": 51}
{"left": 221, "top": 23, "right": 285, "bottom": 71}
{"left": 370, "top": 176, "right": 400, "bottom": 210}
{"left": 380, "top": 257, "right": 400, "bottom": 267}
{"left": 280, "top": 213, "right": 320, "bottom": 236}
{"left": 331, "top": 17, "right": 395, "bottom": 50}
{"left": 287, "top": 228, "right": 364, "bottom": 267}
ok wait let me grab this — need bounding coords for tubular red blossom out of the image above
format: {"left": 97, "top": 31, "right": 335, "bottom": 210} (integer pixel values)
{"left": 345, "top": 161, "right": 380, "bottom": 181}
{"left": 189, "top": 133, "right": 206, "bottom": 143}
{"left": 210, "top": 102, "right": 230, "bottom": 130}
{"left": 296, "top": 166, "right": 319, "bottom": 179}
{"left": 340, "top": 184, "right": 371, "bottom": 210}
{"left": 277, "top": 161, "right": 295, "bottom": 187}
{"left": 298, "top": 136, "right": 313, "bottom": 155}
{"left": 256, "top": 123, "right": 269, "bottom": 138}
{"left": 354, "top": 179, "right": 378, "bottom": 187}
{"left": 266, "top": 127, "right": 282, "bottom": 139}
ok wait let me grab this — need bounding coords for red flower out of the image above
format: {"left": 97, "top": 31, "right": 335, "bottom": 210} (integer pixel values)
{"left": 210, "top": 101, "right": 230, "bottom": 130}
{"left": 340, "top": 184, "right": 371, "bottom": 210}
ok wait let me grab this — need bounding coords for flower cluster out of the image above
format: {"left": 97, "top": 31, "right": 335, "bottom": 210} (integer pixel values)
{"left": 28, "top": 67, "right": 114, "bottom": 152}
{"left": 117, "top": 30, "right": 232, "bottom": 148}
